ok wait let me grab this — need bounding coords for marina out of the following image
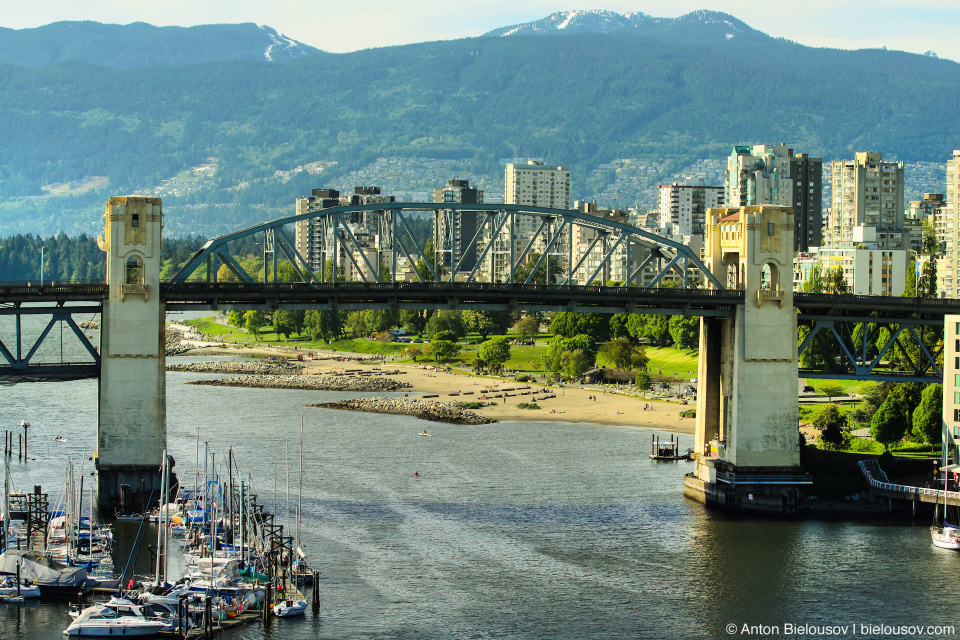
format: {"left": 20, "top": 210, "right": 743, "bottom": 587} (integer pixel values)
{"left": 2, "top": 431, "right": 318, "bottom": 638}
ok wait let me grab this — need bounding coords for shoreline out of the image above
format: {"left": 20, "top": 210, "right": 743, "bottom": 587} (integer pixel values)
{"left": 170, "top": 343, "right": 695, "bottom": 434}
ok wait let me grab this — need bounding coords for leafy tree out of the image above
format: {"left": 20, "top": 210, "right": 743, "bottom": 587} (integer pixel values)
{"left": 424, "top": 310, "right": 466, "bottom": 339}
{"left": 272, "top": 309, "right": 297, "bottom": 339}
{"left": 304, "top": 309, "right": 342, "bottom": 343}
{"left": 813, "top": 403, "right": 849, "bottom": 450}
{"left": 477, "top": 336, "right": 511, "bottom": 372}
{"left": 599, "top": 337, "right": 649, "bottom": 372}
{"left": 634, "top": 370, "right": 652, "bottom": 393}
{"left": 364, "top": 309, "right": 400, "bottom": 334}
{"left": 463, "top": 310, "right": 512, "bottom": 341}
{"left": 542, "top": 333, "right": 597, "bottom": 378}
{"left": 400, "top": 309, "right": 432, "bottom": 336}
{"left": 799, "top": 262, "right": 824, "bottom": 293}
{"left": 550, "top": 312, "right": 610, "bottom": 342}
{"left": 561, "top": 349, "right": 593, "bottom": 380}
{"left": 243, "top": 310, "right": 266, "bottom": 339}
{"left": 609, "top": 313, "right": 631, "bottom": 340}
{"left": 823, "top": 267, "right": 849, "bottom": 295}
{"left": 817, "top": 384, "right": 846, "bottom": 402}
{"left": 514, "top": 316, "right": 540, "bottom": 342}
{"left": 217, "top": 264, "right": 239, "bottom": 283}
{"left": 513, "top": 253, "right": 563, "bottom": 284}
{"left": 645, "top": 315, "right": 671, "bottom": 345}
{"left": 407, "top": 345, "right": 425, "bottom": 362}
{"left": 345, "top": 311, "right": 368, "bottom": 338}
{"left": 921, "top": 218, "right": 939, "bottom": 255}
{"left": 870, "top": 394, "right": 909, "bottom": 451}
{"left": 912, "top": 384, "right": 943, "bottom": 445}
{"left": 626, "top": 314, "right": 647, "bottom": 343}
{"left": 227, "top": 310, "right": 245, "bottom": 328}
{"left": 668, "top": 315, "right": 698, "bottom": 350}
{"left": 429, "top": 338, "right": 461, "bottom": 363}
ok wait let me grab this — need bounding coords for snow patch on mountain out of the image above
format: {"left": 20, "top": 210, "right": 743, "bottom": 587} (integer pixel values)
{"left": 484, "top": 9, "right": 766, "bottom": 41}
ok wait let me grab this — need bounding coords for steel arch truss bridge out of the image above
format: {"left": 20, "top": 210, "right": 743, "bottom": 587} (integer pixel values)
{"left": 169, "top": 203, "right": 724, "bottom": 290}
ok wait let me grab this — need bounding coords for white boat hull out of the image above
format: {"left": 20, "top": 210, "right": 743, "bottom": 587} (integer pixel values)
{"left": 931, "top": 527, "right": 960, "bottom": 550}
{"left": 63, "top": 619, "right": 169, "bottom": 636}
{"left": 0, "top": 585, "right": 41, "bottom": 598}
{"left": 273, "top": 599, "right": 307, "bottom": 617}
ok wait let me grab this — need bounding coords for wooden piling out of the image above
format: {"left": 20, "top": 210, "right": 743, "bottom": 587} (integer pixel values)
{"left": 263, "top": 582, "right": 272, "bottom": 623}
{"left": 311, "top": 571, "right": 320, "bottom": 609}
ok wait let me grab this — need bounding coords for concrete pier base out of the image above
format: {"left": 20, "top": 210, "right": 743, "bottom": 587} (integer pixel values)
{"left": 685, "top": 457, "right": 808, "bottom": 515}
{"left": 97, "top": 463, "right": 177, "bottom": 517}
{"left": 684, "top": 474, "right": 801, "bottom": 515}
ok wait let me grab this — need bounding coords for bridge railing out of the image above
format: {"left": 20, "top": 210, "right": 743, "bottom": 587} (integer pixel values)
{"left": 859, "top": 459, "right": 960, "bottom": 503}
{"left": 0, "top": 282, "right": 108, "bottom": 300}
{"left": 161, "top": 280, "right": 745, "bottom": 298}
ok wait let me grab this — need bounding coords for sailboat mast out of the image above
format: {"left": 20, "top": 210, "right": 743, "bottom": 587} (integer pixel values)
{"left": 3, "top": 456, "right": 9, "bottom": 553}
{"left": 285, "top": 442, "right": 290, "bottom": 543}
{"left": 154, "top": 450, "right": 166, "bottom": 585}
{"left": 298, "top": 415, "right": 303, "bottom": 554}
{"left": 77, "top": 477, "right": 83, "bottom": 563}
{"left": 162, "top": 451, "right": 169, "bottom": 585}
{"left": 228, "top": 447, "right": 234, "bottom": 546}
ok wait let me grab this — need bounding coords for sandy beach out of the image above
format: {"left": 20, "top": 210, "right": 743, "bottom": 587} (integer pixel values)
{"left": 174, "top": 337, "right": 695, "bottom": 434}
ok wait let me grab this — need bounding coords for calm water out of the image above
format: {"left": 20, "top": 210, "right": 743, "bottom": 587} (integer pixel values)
{"left": 1, "top": 314, "right": 959, "bottom": 639}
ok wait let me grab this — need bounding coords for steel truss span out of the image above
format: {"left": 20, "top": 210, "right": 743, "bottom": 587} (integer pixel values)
{"left": 168, "top": 203, "right": 724, "bottom": 289}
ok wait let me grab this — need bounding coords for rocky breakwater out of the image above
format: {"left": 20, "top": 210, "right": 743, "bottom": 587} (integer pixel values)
{"left": 167, "top": 360, "right": 303, "bottom": 375}
{"left": 186, "top": 374, "right": 412, "bottom": 392}
{"left": 308, "top": 397, "right": 495, "bottom": 425}
{"left": 165, "top": 327, "right": 193, "bottom": 356}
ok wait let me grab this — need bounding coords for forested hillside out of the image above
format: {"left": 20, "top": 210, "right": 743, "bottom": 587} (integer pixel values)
{"left": 1, "top": 17, "right": 958, "bottom": 238}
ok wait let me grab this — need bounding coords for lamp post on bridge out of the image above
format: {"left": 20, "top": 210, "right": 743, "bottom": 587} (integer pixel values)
{"left": 40, "top": 246, "right": 45, "bottom": 286}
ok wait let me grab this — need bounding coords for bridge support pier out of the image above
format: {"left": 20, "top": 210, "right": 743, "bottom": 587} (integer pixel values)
{"left": 96, "top": 196, "right": 170, "bottom": 516}
{"left": 685, "top": 206, "right": 809, "bottom": 514}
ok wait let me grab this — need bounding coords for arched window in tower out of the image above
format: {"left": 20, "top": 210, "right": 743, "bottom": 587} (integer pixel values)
{"left": 125, "top": 255, "right": 143, "bottom": 285}
{"left": 761, "top": 262, "right": 780, "bottom": 292}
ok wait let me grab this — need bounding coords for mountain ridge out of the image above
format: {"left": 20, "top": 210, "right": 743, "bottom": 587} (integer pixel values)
{"left": 0, "top": 21, "right": 324, "bottom": 68}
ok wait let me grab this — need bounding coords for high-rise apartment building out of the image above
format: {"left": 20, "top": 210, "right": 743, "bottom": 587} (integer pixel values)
{"left": 294, "top": 187, "right": 395, "bottom": 280}
{"left": 482, "top": 161, "right": 571, "bottom": 282}
{"left": 725, "top": 143, "right": 823, "bottom": 251}
{"left": 905, "top": 192, "right": 945, "bottom": 254}
{"left": 505, "top": 160, "right": 571, "bottom": 209}
{"left": 433, "top": 179, "right": 484, "bottom": 273}
{"left": 657, "top": 178, "right": 724, "bottom": 236}
{"left": 939, "top": 151, "right": 960, "bottom": 297}
{"left": 822, "top": 152, "right": 906, "bottom": 250}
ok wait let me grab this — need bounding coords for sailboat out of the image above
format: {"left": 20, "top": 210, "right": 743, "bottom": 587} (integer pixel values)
{"left": 292, "top": 416, "right": 314, "bottom": 586}
{"left": 930, "top": 431, "right": 960, "bottom": 550}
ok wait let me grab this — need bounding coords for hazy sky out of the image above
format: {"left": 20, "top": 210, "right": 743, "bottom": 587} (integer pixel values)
{"left": 5, "top": 1, "right": 960, "bottom": 62}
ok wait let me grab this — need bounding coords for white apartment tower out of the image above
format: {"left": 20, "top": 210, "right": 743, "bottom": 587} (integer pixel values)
{"left": 822, "top": 152, "right": 906, "bottom": 250}
{"left": 657, "top": 178, "right": 724, "bottom": 236}
{"left": 484, "top": 161, "right": 571, "bottom": 281}
{"left": 505, "top": 160, "right": 571, "bottom": 209}
{"left": 939, "top": 150, "right": 960, "bottom": 297}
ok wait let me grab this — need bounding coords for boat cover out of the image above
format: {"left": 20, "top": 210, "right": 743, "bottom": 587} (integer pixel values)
{"left": 0, "top": 550, "right": 88, "bottom": 587}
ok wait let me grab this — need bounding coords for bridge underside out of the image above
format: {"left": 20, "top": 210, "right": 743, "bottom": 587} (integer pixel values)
{"left": 161, "top": 281, "right": 741, "bottom": 316}
{"left": 0, "top": 302, "right": 101, "bottom": 383}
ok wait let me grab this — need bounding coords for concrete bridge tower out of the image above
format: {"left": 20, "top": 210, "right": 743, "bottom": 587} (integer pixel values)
{"left": 96, "top": 196, "right": 167, "bottom": 515}
{"left": 684, "top": 205, "right": 808, "bottom": 513}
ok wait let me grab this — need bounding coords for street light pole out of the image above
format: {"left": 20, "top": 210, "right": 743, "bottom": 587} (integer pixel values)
{"left": 40, "top": 246, "right": 45, "bottom": 286}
